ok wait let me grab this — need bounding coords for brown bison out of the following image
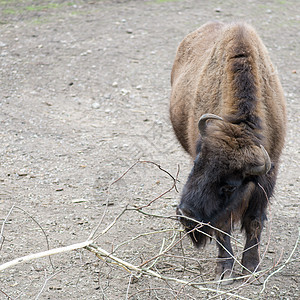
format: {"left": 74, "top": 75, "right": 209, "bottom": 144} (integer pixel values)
{"left": 170, "top": 22, "right": 286, "bottom": 282}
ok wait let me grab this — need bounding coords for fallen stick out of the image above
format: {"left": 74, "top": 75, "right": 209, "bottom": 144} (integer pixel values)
{"left": 86, "top": 243, "right": 250, "bottom": 300}
{"left": 0, "top": 240, "right": 93, "bottom": 272}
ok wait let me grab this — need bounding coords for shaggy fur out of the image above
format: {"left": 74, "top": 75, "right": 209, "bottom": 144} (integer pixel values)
{"left": 170, "top": 22, "right": 286, "bottom": 279}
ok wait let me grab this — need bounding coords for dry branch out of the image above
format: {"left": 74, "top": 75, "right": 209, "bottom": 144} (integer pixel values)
{"left": 0, "top": 240, "right": 93, "bottom": 272}
{"left": 35, "top": 269, "right": 63, "bottom": 300}
{"left": 89, "top": 160, "right": 179, "bottom": 242}
{"left": 0, "top": 205, "right": 55, "bottom": 269}
{"left": 1, "top": 161, "right": 298, "bottom": 299}
{"left": 85, "top": 243, "right": 251, "bottom": 300}
{"left": 260, "top": 227, "right": 300, "bottom": 295}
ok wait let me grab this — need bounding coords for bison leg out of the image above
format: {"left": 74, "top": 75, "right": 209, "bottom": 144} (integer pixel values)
{"left": 241, "top": 217, "right": 263, "bottom": 275}
{"left": 215, "top": 230, "right": 235, "bottom": 284}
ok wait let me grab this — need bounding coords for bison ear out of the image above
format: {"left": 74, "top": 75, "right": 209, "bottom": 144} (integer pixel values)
{"left": 198, "top": 113, "right": 223, "bottom": 136}
{"left": 246, "top": 145, "right": 271, "bottom": 176}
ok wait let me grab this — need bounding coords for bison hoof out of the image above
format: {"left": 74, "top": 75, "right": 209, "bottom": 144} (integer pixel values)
{"left": 241, "top": 259, "right": 260, "bottom": 275}
{"left": 242, "top": 267, "right": 260, "bottom": 281}
{"left": 241, "top": 261, "right": 261, "bottom": 283}
{"left": 215, "top": 264, "right": 235, "bottom": 285}
{"left": 242, "top": 265, "right": 260, "bottom": 275}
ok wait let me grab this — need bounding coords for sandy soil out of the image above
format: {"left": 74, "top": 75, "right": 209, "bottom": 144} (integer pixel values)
{"left": 0, "top": 0, "right": 299, "bottom": 299}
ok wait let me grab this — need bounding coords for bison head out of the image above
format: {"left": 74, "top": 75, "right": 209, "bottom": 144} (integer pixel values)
{"left": 177, "top": 114, "right": 271, "bottom": 246}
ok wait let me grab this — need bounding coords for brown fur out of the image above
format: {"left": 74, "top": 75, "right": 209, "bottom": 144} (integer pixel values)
{"left": 170, "top": 22, "right": 286, "bottom": 160}
{"left": 170, "top": 22, "right": 286, "bottom": 279}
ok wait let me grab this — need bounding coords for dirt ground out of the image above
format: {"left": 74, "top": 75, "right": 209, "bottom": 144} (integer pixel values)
{"left": 0, "top": 0, "right": 299, "bottom": 299}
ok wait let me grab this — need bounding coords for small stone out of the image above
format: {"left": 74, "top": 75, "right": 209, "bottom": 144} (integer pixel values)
{"left": 43, "top": 102, "right": 53, "bottom": 106}
{"left": 102, "top": 201, "right": 114, "bottom": 206}
{"left": 126, "top": 29, "right": 133, "bottom": 34}
{"left": 136, "top": 85, "right": 142, "bottom": 90}
{"left": 120, "top": 88, "right": 130, "bottom": 95}
{"left": 80, "top": 50, "right": 91, "bottom": 56}
{"left": 215, "top": 8, "right": 222, "bottom": 12}
{"left": 91, "top": 102, "right": 100, "bottom": 109}
{"left": 49, "top": 286, "right": 62, "bottom": 290}
{"left": 18, "top": 172, "right": 28, "bottom": 177}
{"left": 112, "top": 81, "right": 118, "bottom": 88}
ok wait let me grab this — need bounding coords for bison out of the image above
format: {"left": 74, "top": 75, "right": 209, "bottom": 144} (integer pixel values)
{"left": 170, "top": 22, "right": 286, "bottom": 282}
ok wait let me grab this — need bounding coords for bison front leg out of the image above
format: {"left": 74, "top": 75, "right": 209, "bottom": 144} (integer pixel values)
{"left": 241, "top": 217, "right": 263, "bottom": 275}
{"left": 215, "top": 230, "right": 235, "bottom": 284}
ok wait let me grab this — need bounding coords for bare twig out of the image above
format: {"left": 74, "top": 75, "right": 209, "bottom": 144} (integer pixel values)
{"left": 93, "top": 205, "right": 129, "bottom": 241}
{"left": 138, "top": 228, "right": 183, "bottom": 268}
{"left": 2, "top": 160, "right": 296, "bottom": 299}
{"left": 89, "top": 160, "right": 179, "bottom": 241}
{"left": 108, "top": 160, "right": 179, "bottom": 192}
{"left": 137, "top": 162, "right": 180, "bottom": 209}
{"left": 128, "top": 287, "right": 188, "bottom": 299}
{"left": 86, "top": 243, "right": 250, "bottom": 300}
{"left": 0, "top": 205, "right": 55, "bottom": 270}
{"left": 125, "top": 274, "right": 133, "bottom": 300}
{"left": 112, "top": 228, "right": 180, "bottom": 254}
{"left": 208, "top": 247, "right": 286, "bottom": 300}
{"left": 15, "top": 206, "right": 55, "bottom": 270}
{"left": 0, "top": 205, "right": 15, "bottom": 251}
{"left": 0, "top": 288, "right": 14, "bottom": 300}
{"left": 0, "top": 240, "right": 93, "bottom": 272}
{"left": 35, "top": 269, "right": 63, "bottom": 300}
{"left": 260, "top": 227, "right": 300, "bottom": 295}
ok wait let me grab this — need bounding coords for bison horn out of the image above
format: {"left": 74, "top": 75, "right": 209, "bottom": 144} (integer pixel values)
{"left": 198, "top": 113, "right": 223, "bottom": 136}
{"left": 247, "top": 145, "right": 272, "bottom": 176}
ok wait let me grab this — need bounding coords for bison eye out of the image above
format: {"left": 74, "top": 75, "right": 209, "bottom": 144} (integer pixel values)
{"left": 220, "top": 185, "right": 237, "bottom": 196}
